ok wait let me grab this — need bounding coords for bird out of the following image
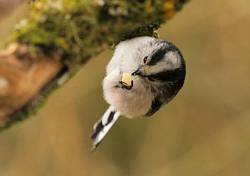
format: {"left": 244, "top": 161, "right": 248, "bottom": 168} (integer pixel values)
{"left": 91, "top": 36, "right": 186, "bottom": 150}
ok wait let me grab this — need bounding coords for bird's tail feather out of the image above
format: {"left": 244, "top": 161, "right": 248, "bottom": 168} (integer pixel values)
{"left": 91, "top": 106, "right": 120, "bottom": 150}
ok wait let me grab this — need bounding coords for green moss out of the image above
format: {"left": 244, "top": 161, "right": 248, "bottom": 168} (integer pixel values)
{"left": 1, "top": 0, "right": 189, "bottom": 130}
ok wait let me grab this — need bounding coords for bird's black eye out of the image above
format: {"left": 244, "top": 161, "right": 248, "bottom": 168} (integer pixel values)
{"left": 143, "top": 56, "right": 148, "bottom": 64}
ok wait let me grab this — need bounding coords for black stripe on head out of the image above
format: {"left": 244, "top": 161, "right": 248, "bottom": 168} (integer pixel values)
{"left": 148, "top": 66, "right": 186, "bottom": 95}
{"left": 148, "top": 41, "right": 180, "bottom": 66}
{"left": 149, "top": 68, "right": 185, "bottom": 82}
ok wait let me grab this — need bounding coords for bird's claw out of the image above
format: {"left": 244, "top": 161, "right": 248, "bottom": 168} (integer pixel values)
{"left": 116, "top": 80, "right": 133, "bottom": 90}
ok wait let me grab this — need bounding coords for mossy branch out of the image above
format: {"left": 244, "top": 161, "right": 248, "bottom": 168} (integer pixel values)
{"left": 0, "top": 0, "right": 189, "bottom": 131}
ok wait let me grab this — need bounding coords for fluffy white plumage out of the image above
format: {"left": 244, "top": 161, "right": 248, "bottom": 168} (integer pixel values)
{"left": 104, "top": 37, "right": 157, "bottom": 117}
{"left": 92, "top": 36, "right": 186, "bottom": 149}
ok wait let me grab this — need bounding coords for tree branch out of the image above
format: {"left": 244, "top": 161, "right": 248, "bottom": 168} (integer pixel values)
{"left": 0, "top": 0, "right": 189, "bottom": 130}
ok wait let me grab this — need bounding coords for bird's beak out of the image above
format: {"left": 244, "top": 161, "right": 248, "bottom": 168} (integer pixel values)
{"left": 132, "top": 66, "right": 143, "bottom": 76}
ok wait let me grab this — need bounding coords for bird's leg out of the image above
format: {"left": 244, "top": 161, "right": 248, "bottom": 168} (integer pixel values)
{"left": 114, "top": 80, "right": 133, "bottom": 90}
{"left": 116, "top": 72, "right": 134, "bottom": 90}
{"left": 118, "top": 80, "right": 134, "bottom": 90}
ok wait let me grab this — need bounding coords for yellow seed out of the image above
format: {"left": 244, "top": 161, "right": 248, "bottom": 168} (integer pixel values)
{"left": 121, "top": 73, "right": 132, "bottom": 86}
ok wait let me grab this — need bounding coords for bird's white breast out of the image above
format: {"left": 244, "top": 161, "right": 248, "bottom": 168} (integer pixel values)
{"left": 103, "top": 37, "right": 157, "bottom": 117}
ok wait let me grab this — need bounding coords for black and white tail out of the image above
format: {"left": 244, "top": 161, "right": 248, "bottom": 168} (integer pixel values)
{"left": 91, "top": 106, "right": 120, "bottom": 150}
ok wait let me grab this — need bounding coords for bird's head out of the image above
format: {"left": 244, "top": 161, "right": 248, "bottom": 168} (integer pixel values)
{"left": 132, "top": 40, "right": 186, "bottom": 95}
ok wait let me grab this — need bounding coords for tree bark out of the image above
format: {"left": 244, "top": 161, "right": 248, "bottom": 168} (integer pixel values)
{"left": 0, "top": 43, "right": 63, "bottom": 128}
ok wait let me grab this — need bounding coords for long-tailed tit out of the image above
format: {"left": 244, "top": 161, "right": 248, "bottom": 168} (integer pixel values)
{"left": 91, "top": 36, "right": 186, "bottom": 150}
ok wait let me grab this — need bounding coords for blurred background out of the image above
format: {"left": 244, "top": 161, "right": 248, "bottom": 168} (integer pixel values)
{"left": 0, "top": 0, "right": 250, "bottom": 176}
